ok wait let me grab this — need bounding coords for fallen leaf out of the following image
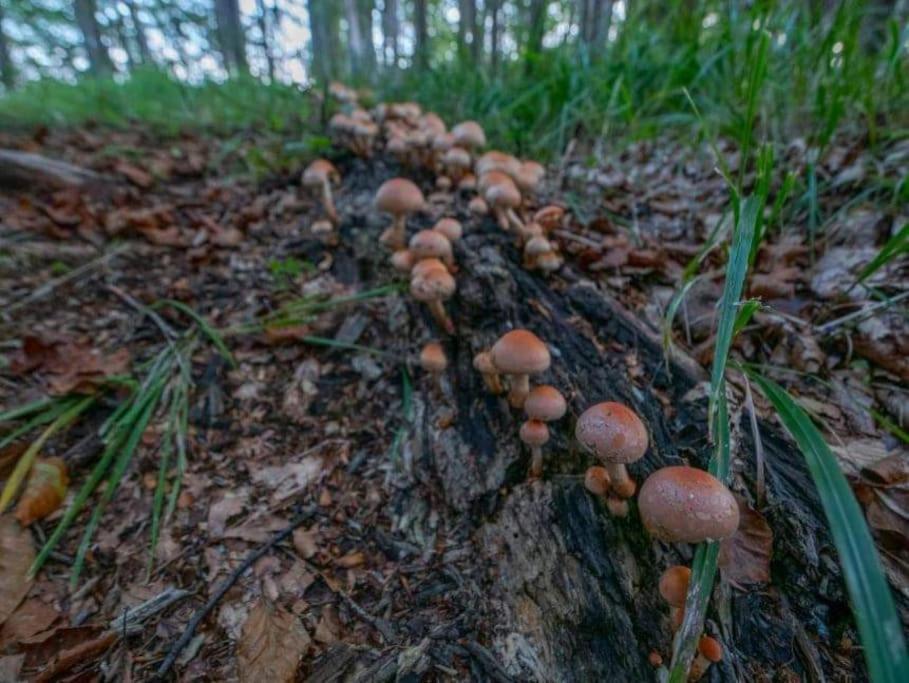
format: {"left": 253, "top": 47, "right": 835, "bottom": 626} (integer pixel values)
{"left": 32, "top": 630, "right": 117, "bottom": 682}
{"left": 10, "top": 334, "right": 130, "bottom": 395}
{"left": 292, "top": 527, "right": 320, "bottom": 559}
{"left": 313, "top": 604, "right": 340, "bottom": 644}
{"left": 114, "top": 160, "right": 154, "bottom": 188}
{"left": 207, "top": 491, "right": 248, "bottom": 538}
{"left": 0, "top": 598, "right": 60, "bottom": 647}
{"left": 251, "top": 456, "right": 328, "bottom": 503}
{"left": 719, "top": 498, "right": 773, "bottom": 588}
{"left": 0, "top": 515, "right": 35, "bottom": 625}
{"left": 237, "top": 600, "right": 310, "bottom": 683}
{"left": 335, "top": 550, "right": 365, "bottom": 568}
{"left": 222, "top": 516, "right": 288, "bottom": 544}
{"left": 0, "top": 654, "right": 24, "bottom": 681}
{"left": 15, "top": 457, "right": 68, "bottom": 526}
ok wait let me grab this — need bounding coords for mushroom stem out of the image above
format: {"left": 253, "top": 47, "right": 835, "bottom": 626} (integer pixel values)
{"left": 381, "top": 215, "right": 407, "bottom": 249}
{"left": 427, "top": 299, "right": 454, "bottom": 334}
{"left": 321, "top": 179, "right": 338, "bottom": 225}
{"left": 670, "top": 606, "right": 684, "bottom": 632}
{"left": 606, "top": 496, "right": 629, "bottom": 517}
{"left": 529, "top": 446, "right": 544, "bottom": 479}
{"left": 506, "top": 208, "right": 525, "bottom": 233}
{"left": 605, "top": 463, "right": 634, "bottom": 497}
{"left": 481, "top": 370, "right": 504, "bottom": 395}
{"left": 507, "top": 373, "right": 530, "bottom": 408}
{"left": 492, "top": 207, "right": 509, "bottom": 231}
{"left": 688, "top": 653, "right": 710, "bottom": 682}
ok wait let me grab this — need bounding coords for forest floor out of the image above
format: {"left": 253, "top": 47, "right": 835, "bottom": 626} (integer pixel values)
{"left": 0, "top": 122, "right": 906, "bottom": 682}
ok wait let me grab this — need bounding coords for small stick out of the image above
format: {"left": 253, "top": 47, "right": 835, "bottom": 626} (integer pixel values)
{"left": 152, "top": 506, "right": 315, "bottom": 680}
{"left": 815, "top": 290, "right": 909, "bottom": 335}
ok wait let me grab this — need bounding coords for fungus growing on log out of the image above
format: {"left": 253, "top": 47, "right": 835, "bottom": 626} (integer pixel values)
{"left": 410, "top": 229, "right": 453, "bottom": 268}
{"left": 689, "top": 636, "right": 723, "bottom": 681}
{"left": 376, "top": 178, "right": 425, "bottom": 249}
{"left": 302, "top": 159, "right": 340, "bottom": 224}
{"left": 490, "top": 330, "right": 551, "bottom": 408}
{"left": 522, "top": 385, "right": 566, "bottom": 477}
{"left": 519, "top": 420, "right": 550, "bottom": 480}
{"left": 410, "top": 260, "right": 456, "bottom": 334}
{"left": 584, "top": 466, "right": 611, "bottom": 498}
{"left": 473, "top": 351, "right": 503, "bottom": 395}
{"left": 638, "top": 466, "right": 739, "bottom": 543}
{"left": 433, "top": 218, "right": 462, "bottom": 242}
{"left": 658, "top": 565, "right": 691, "bottom": 631}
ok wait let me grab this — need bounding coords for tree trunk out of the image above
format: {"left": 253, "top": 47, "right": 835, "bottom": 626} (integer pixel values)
{"left": 125, "top": 0, "right": 151, "bottom": 65}
{"left": 524, "top": 0, "right": 548, "bottom": 73}
{"left": 413, "top": 0, "right": 428, "bottom": 71}
{"left": 0, "top": 2, "right": 15, "bottom": 90}
{"left": 344, "top": 0, "right": 376, "bottom": 80}
{"left": 382, "top": 0, "right": 398, "bottom": 67}
{"left": 489, "top": 0, "right": 500, "bottom": 73}
{"left": 256, "top": 0, "right": 275, "bottom": 82}
{"left": 214, "top": 0, "right": 248, "bottom": 77}
{"left": 74, "top": 0, "right": 113, "bottom": 76}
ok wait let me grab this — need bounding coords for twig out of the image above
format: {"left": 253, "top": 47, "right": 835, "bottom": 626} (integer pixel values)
{"left": 109, "top": 587, "right": 192, "bottom": 635}
{"left": 106, "top": 284, "right": 179, "bottom": 340}
{"left": 152, "top": 506, "right": 316, "bottom": 680}
{"left": 815, "top": 289, "right": 909, "bottom": 335}
{"left": 551, "top": 229, "right": 603, "bottom": 250}
{"left": 742, "top": 373, "right": 766, "bottom": 506}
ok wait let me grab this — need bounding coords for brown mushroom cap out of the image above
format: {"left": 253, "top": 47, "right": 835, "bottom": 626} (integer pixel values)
{"left": 486, "top": 180, "right": 522, "bottom": 210}
{"left": 420, "top": 342, "right": 447, "bottom": 373}
{"left": 452, "top": 120, "right": 486, "bottom": 149}
{"left": 390, "top": 249, "right": 415, "bottom": 272}
{"left": 433, "top": 218, "right": 463, "bottom": 242}
{"left": 410, "top": 268, "right": 456, "bottom": 302}
{"left": 491, "top": 330, "right": 550, "bottom": 376}
{"left": 515, "top": 161, "right": 545, "bottom": 193}
{"left": 698, "top": 636, "right": 723, "bottom": 663}
{"left": 476, "top": 151, "right": 521, "bottom": 177}
{"left": 473, "top": 350, "right": 497, "bottom": 374}
{"left": 478, "top": 170, "right": 514, "bottom": 196}
{"left": 524, "top": 385, "right": 567, "bottom": 422}
{"left": 303, "top": 159, "right": 339, "bottom": 187}
{"left": 468, "top": 196, "right": 488, "bottom": 215}
{"left": 575, "top": 402, "right": 649, "bottom": 465}
{"left": 584, "top": 466, "right": 611, "bottom": 497}
{"left": 638, "top": 466, "right": 740, "bottom": 543}
{"left": 537, "top": 251, "right": 563, "bottom": 272}
{"left": 411, "top": 257, "right": 448, "bottom": 280}
{"left": 658, "top": 565, "right": 691, "bottom": 607}
{"left": 375, "top": 178, "right": 425, "bottom": 215}
{"left": 525, "top": 236, "right": 553, "bottom": 258}
{"left": 409, "top": 230, "right": 452, "bottom": 263}
{"left": 329, "top": 113, "right": 354, "bottom": 133}
{"left": 442, "top": 147, "right": 471, "bottom": 169}
{"left": 432, "top": 132, "right": 455, "bottom": 152}
{"left": 519, "top": 420, "right": 550, "bottom": 447}
{"left": 534, "top": 205, "right": 565, "bottom": 231}
{"left": 387, "top": 136, "right": 407, "bottom": 154}
{"left": 420, "top": 112, "right": 446, "bottom": 135}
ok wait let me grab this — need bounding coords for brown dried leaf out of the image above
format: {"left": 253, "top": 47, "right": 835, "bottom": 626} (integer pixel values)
{"left": 0, "top": 599, "right": 60, "bottom": 647}
{"left": 237, "top": 600, "right": 310, "bottom": 683}
{"left": 719, "top": 498, "right": 773, "bottom": 588}
{"left": 0, "top": 515, "right": 35, "bottom": 625}
{"left": 114, "top": 160, "right": 154, "bottom": 188}
{"left": 15, "top": 457, "right": 68, "bottom": 526}
{"left": 10, "top": 334, "right": 130, "bottom": 396}
{"left": 292, "top": 527, "right": 320, "bottom": 559}
{"left": 207, "top": 491, "right": 247, "bottom": 538}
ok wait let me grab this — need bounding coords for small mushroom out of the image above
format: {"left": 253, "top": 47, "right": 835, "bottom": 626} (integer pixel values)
{"left": 436, "top": 175, "right": 452, "bottom": 191}
{"left": 458, "top": 173, "right": 477, "bottom": 192}
{"left": 491, "top": 330, "right": 551, "bottom": 408}
{"left": 519, "top": 420, "right": 549, "bottom": 479}
{"left": 376, "top": 178, "right": 425, "bottom": 249}
{"left": 433, "top": 218, "right": 463, "bottom": 242}
{"left": 534, "top": 205, "right": 565, "bottom": 231}
{"left": 638, "top": 466, "right": 740, "bottom": 543}
{"left": 442, "top": 146, "right": 472, "bottom": 182}
{"left": 410, "top": 229, "right": 454, "bottom": 268}
{"left": 584, "top": 466, "right": 611, "bottom": 498}
{"left": 523, "top": 385, "right": 566, "bottom": 477}
{"left": 420, "top": 341, "right": 447, "bottom": 391}
{"left": 689, "top": 636, "right": 723, "bottom": 681}
{"left": 302, "top": 159, "right": 340, "bottom": 225}
{"left": 575, "top": 402, "right": 648, "bottom": 512}
{"left": 390, "top": 249, "right": 415, "bottom": 273}
{"left": 483, "top": 174, "right": 524, "bottom": 232}
{"left": 451, "top": 120, "right": 486, "bottom": 152}
{"left": 515, "top": 160, "right": 545, "bottom": 195}
{"left": 524, "top": 236, "right": 553, "bottom": 269}
{"left": 410, "top": 263, "right": 456, "bottom": 334}
{"left": 468, "top": 196, "right": 488, "bottom": 215}
{"left": 476, "top": 151, "right": 521, "bottom": 178}
{"left": 473, "top": 351, "right": 503, "bottom": 395}
{"left": 658, "top": 565, "right": 691, "bottom": 631}
{"left": 537, "top": 250, "right": 563, "bottom": 273}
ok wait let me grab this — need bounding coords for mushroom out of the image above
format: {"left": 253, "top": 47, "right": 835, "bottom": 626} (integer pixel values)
{"left": 523, "top": 385, "right": 567, "bottom": 477}
{"left": 419, "top": 112, "right": 446, "bottom": 136}
{"left": 436, "top": 176, "right": 452, "bottom": 191}
{"left": 473, "top": 351, "right": 503, "bottom": 395}
{"left": 409, "top": 229, "right": 454, "bottom": 268}
{"left": 534, "top": 205, "right": 565, "bottom": 231}
{"left": 524, "top": 236, "right": 553, "bottom": 269}
{"left": 476, "top": 151, "right": 521, "bottom": 178}
{"left": 490, "top": 330, "right": 551, "bottom": 408}
{"left": 575, "top": 402, "right": 648, "bottom": 509}
{"left": 689, "top": 636, "right": 722, "bottom": 681}
{"left": 483, "top": 174, "right": 525, "bottom": 232}
{"left": 311, "top": 219, "right": 336, "bottom": 245}
{"left": 537, "top": 250, "right": 563, "bottom": 273}
{"left": 451, "top": 120, "right": 486, "bottom": 152}
{"left": 302, "top": 159, "right": 340, "bottom": 225}
{"left": 442, "top": 146, "right": 472, "bottom": 182}
{"left": 519, "top": 420, "right": 549, "bottom": 479}
{"left": 458, "top": 173, "right": 477, "bottom": 192}
{"left": 638, "top": 466, "right": 740, "bottom": 543}
{"left": 376, "top": 178, "right": 425, "bottom": 249}
{"left": 410, "top": 263, "right": 456, "bottom": 334}
{"left": 433, "top": 218, "right": 462, "bottom": 242}
{"left": 515, "top": 160, "right": 545, "bottom": 195}
{"left": 658, "top": 565, "right": 691, "bottom": 631}
{"left": 390, "top": 249, "right": 415, "bottom": 273}
{"left": 420, "top": 341, "right": 447, "bottom": 391}
{"left": 584, "top": 466, "right": 611, "bottom": 498}
{"left": 468, "top": 196, "right": 488, "bottom": 215}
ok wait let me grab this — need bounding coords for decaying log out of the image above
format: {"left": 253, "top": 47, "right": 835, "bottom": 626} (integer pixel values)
{"left": 319, "top": 157, "right": 895, "bottom": 681}
{"left": 0, "top": 149, "right": 109, "bottom": 191}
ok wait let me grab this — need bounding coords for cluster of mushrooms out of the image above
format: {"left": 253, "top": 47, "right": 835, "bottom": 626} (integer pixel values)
{"left": 305, "top": 82, "right": 737, "bottom": 680}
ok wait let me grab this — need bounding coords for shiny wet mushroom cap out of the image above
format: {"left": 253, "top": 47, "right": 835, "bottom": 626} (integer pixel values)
{"left": 409, "top": 229, "right": 453, "bottom": 266}
{"left": 658, "top": 565, "right": 691, "bottom": 608}
{"left": 433, "top": 218, "right": 463, "bottom": 242}
{"left": 638, "top": 466, "right": 740, "bottom": 543}
{"left": 491, "top": 330, "right": 550, "bottom": 408}
{"left": 524, "top": 385, "right": 566, "bottom": 422}
{"left": 376, "top": 178, "right": 425, "bottom": 249}
{"left": 420, "top": 342, "right": 447, "bottom": 373}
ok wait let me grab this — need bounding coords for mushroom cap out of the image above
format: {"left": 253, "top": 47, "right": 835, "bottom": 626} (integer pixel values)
{"left": 658, "top": 565, "right": 691, "bottom": 607}
{"left": 537, "top": 251, "right": 563, "bottom": 272}
{"left": 476, "top": 151, "right": 521, "bottom": 177}
{"left": 698, "top": 636, "right": 723, "bottom": 663}
{"left": 435, "top": 176, "right": 452, "bottom": 191}
{"left": 584, "top": 466, "right": 611, "bottom": 497}
{"left": 432, "top": 132, "right": 455, "bottom": 152}
{"left": 486, "top": 180, "right": 522, "bottom": 210}
{"left": 390, "top": 249, "right": 415, "bottom": 272}
{"left": 410, "top": 230, "right": 452, "bottom": 263}
{"left": 519, "top": 420, "right": 550, "bottom": 447}
{"left": 638, "top": 466, "right": 740, "bottom": 543}
{"left": 468, "top": 196, "right": 488, "bottom": 215}
{"left": 350, "top": 108, "right": 372, "bottom": 123}
{"left": 534, "top": 205, "right": 565, "bottom": 231}
{"left": 458, "top": 174, "right": 477, "bottom": 191}
{"left": 303, "top": 159, "right": 339, "bottom": 187}
{"left": 311, "top": 219, "right": 334, "bottom": 236}
{"left": 433, "top": 218, "right": 462, "bottom": 242}
{"left": 410, "top": 268, "right": 456, "bottom": 302}
{"left": 478, "top": 170, "right": 514, "bottom": 195}
{"left": 452, "top": 120, "right": 486, "bottom": 149}
{"left": 473, "top": 350, "right": 497, "bottom": 374}
{"left": 575, "top": 402, "right": 649, "bottom": 464}
{"left": 524, "top": 236, "right": 552, "bottom": 258}
{"left": 491, "top": 330, "right": 550, "bottom": 375}
{"left": 387, "top": 136, "right": 407, "bottom": 154}
{"left": 420, "top": 112, "right": 446, "bottom": 135}
{"left": 375, "top": 178, "right": 425, "bottom": 216}
{"left": 515, "top": 161, "right": 545, "bottom": 193}
{"left": 411, "top": 257, "right": 448, "bottom": 280}
{"left": 329, "top": 113, "right": 354, "bottom": 132}
{"left": 524, "top": 385, "right": 566, "bottom": 421}
{"left": 442, "top": 146, "right": 472, "bottom": 169}
{"left": 420, "top": 342, "right": 447, "bottom": 373}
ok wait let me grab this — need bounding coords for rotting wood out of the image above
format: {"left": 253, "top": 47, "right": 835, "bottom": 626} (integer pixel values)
{"left": 0, "top": 149, "right": 110, "bottom": 191}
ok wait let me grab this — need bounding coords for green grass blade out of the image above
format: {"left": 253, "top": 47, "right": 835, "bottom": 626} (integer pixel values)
{"left": 854, "top": 223, "right": 908, "bottom": 287}
{"left": 0, "top": 398, "right": 75, "bottom": 453}
{"left": 746, "top": 371, "right": 909, "bottom": 682}
{"left": 661, "top": 276, "right": 702, "bottom": 375}
{"left": 156, "top": 299, "right": 237, "bottom": 368}
{"left": 0, "top": 397, "right": 54, "bottom": 424}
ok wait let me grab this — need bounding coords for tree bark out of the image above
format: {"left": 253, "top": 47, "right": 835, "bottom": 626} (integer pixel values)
{"left": 214, "top": 0, "right": 248, "bottom": 76}
{"left": 344, "top": 0, "right": 376, "bottom": 80}
{"left": 256, "top": 0, "right": 275, "bottom": 81}
{"left": 0, "top": 2, "right": 15, "bottom": 90}
{"left": 382, "top": 0, "right": 398, "bottom": 67}
{"left": 308, "top": 0, "right": 338, "bottom": 82}
{"left": 413, "top": 0, "right": 428, "bottom": 71}
{"left": 125, "top": 0, "right": 151, "bottom": 66}
{"left": 524, "top": 0, "right": 548, "bottom": 73}
{"left": 74, "top": 0, "right": 113, "bottom": 76}
{"left": 489, "top": 0, "right": 500, "bottom": 73}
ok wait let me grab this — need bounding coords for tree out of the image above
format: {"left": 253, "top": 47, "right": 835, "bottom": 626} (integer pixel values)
{"left": 0, "top": 1, "right": 15, "bottom": 90}
{"left": 525, "top": 0, "right": 548, "bottom": 67}
{"left": 579, "top": 0, "right": 613, "bottom": 54}
{"left": 308, "top": 0, "right": 342, "bottom": 82}
{"left": 413, "top": 0, "right": 428, "bottom": 71}
{"left": 382, "top": 0, "right": 398, "bottom": 67}
{"left": 74, "top": 0, "right": 113, "bottom": 75}
{"left": 256, "top": 0, "right": 275, "bottom": 81}
{"left": 125, "top": 0, "right": 151, "bottom": 66}
{"left": 345, "top": 0, "right": 376, "bottom": 80}
{"left": 214, "top": 0, "right": 247, "bottom": 76}
{"left": 489, "top": 0, "right": 500, "bottom": 73}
